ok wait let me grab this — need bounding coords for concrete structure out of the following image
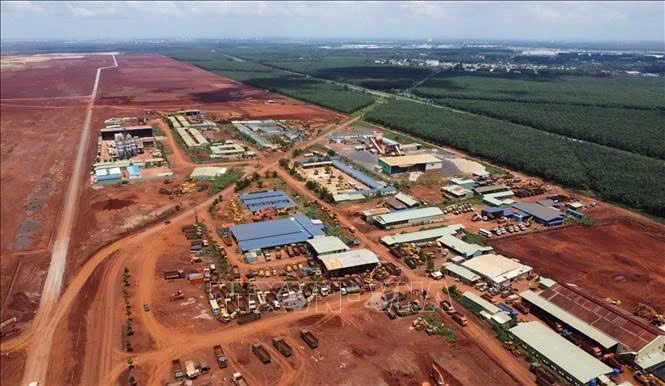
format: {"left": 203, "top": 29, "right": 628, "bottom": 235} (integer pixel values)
{"left": 306, "top": 236, "right": 350, "bottom": 256}
{"left": 230, "top": 215, "right": 325, "bottom": 252}
{"left": 461, "top": 254, "right": 532, "bottom": 288}
{"left": 372, "top": 207, "right": 444, "bottom": 229}
{"left": 512, "top": 202, "right": 565, "bottom": 226}
{"left": 509, "top": 322, "right": 613, "bottom": 386}
{"left": 190, "top": 167, "right": 227, "bottom": 181}
{"left": 378, "top": 154, "right": 442, "bottom": 175}
{"left": 239, "top": 191, "right": 296, "bottom": 213}
{"left": 380, "top": 224, "right": 464, "bottom": 247}
{"left": 526, "top": 283, "right": 665, "bottom": 371}
{"left": 437, "top": 234, "right": 493, "bottom": 258}
{"left": 317, "top": 249, "right": 380, "bottom": 277}
{"left": 443, "top": 263, "right": 480, "bottom": 284}
{"left": 442, "top": 185, "right": 474, "bottom": 199}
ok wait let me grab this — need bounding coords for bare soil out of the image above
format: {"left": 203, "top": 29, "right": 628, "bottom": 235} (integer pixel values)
{"left": 0, "top": 350, "right": 26, "bottom": 386}
{"left": 490, "top": 216, "right": 665, "bottom": 313}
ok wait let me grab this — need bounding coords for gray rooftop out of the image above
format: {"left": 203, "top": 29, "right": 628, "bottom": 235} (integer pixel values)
{"left": 510, "top": 321, "right": 613, "bottom": 384}
{"left": 373, "top": 207, "right": 443, "bottom": 225}
{"left": 306, "top": 236, "right": 350, "bottom": 255}
{"left": 318, "top": 249, "right": 379, "bottom": 271}
{"left": 512, "top": 202, "right": 564, "bottom": 222}
{"left": 380, "top": 224, "right": 464, "bottom": 246}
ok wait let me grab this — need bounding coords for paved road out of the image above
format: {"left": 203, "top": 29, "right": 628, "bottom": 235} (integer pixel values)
{"left": 20, "top": 54, "right": 118, "bottom": 386}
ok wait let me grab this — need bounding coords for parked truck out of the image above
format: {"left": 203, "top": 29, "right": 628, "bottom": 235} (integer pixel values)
{"left": 252, "top": 343, "right": 271, "bottom": 364}
{"left": 213, "top": 345, "right": 228, "bottom": 368}
{"left": 272, "top": 337, "right": 293, "bottom": 357}
{"left": 300, "top": 329, "right": 318, "bottom": 349}
{"left": 185, "top": 360, "right": 199, "bottom": 379}
{"left": 232, "top": 372, "right": 248, "bottom": 386}
{"left": 164, "top": 270, "right": 185, "bottom": 280}
{"left": 237, "top": 311, "right": 262, "bottom": 325}
{"left": 452, "top": 313, "right": 468, "bottom": 326}
{"left": 439, "top": 300, "right": 455, "bottom": 314}
{"left": 172, "top": 359, "right": 185, "bottom": 380}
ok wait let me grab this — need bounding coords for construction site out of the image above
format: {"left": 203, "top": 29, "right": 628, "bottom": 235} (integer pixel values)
{"left": 1, "top": 51, "right": 664, "bottom": 386}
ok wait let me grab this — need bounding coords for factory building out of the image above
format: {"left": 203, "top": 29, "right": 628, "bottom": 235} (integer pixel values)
{"left": 371, "top": 207, "right": 444, "bottom": 229}
{"left": 461, "top": 254, "right": 532, "bottom": 289}
{"left": 239, "top": 191, "right": 296, "bottom": 213}
{"left": 189, "top": 167, "right": 227, "bottom": 181}
{"left": 522, "top": 284, "right": 665, "bottom": 372}
{"left": 437, "top": 234, "right": 493, "bottom": 259}
{"left": 509, "top": 321, "right": 613, "bottom": 386}
{"left": 230, "top": 215, "right": 325, "bottom": 252}
{"left": 101, "top": 125, "right": 153, "bottom": 140}
{"left": 512, "top": 202, "right": 565, "bottom": 226}
{"left": 378, "top": 154, "right": 443, "bottom": 175}
{"left": 306, "top": 236, "right": 350, "bottom": 257}
{"left": 317, "top": 249, "right": 380, "bottom": 277}
{"left": 381, "top": 224, "right": 465, "bottom": 247}
{"left": 95, "top": 167, "right": 122, "bottom": 182}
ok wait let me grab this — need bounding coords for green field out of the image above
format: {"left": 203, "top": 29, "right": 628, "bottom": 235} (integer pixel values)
{"left": 414, "top": 72, "right": 665, "bottom": 109}
{"left": 366, "top": 100, "right": 665, "bottom": 218}
{"left": 165, "top": 49, "right": 375, "bottom": 113}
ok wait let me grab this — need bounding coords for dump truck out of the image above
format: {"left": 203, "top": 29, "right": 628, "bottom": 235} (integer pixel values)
{"left": 232, "top": 372, "right": 248, "bottom": 386}
{"left": 164, "top": 270, "right": 185, "bottom": 280}
{"left": 300, "top": 329, "right": 318, "bottom": 349}
{"left": 452, "top": 313, "right": 468, "bottom": 326}
{"left": 185, "top": 360, "right": 199, "bottom": 379}
{"left": 237, "top": 311, "right": 261, "bottom": 325}
{"left": 439, "top": 300, "right": 455, "bottom": 314}
{"left": 172, "top": 359, "right": 185, "bottom": 380}
{"left": 252, "top": 343, "right": 271, "bottom": 364}
{"left": 272, "top": 337, "right": 293, "bottom": 357}
{"left": 214, "top": 345, "right": 228, "bottom": 368}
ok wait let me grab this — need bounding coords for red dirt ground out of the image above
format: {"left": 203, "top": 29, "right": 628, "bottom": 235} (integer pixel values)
{"left": 490, "top": 217, "right": 665, "bottom": 313}
{"left": 97, "top": 54, "right": 340, "bottom": 123}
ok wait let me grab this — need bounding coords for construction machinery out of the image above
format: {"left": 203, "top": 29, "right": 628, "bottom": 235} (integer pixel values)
{"left": 170, "top": 290, "right": 184, "bottom": 301}
{"left": 635, "top": 371, "right": 665, "bottom": 386}
{"left": 0, "top": 317, "right": 18, "bottom": 338}
{"left": 634, "top": 303, "right": 665, "bottom": 326}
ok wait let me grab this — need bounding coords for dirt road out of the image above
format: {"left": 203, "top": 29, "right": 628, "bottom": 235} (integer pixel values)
{"left": 20, "top": 54, "right": 118, "bottom": 386}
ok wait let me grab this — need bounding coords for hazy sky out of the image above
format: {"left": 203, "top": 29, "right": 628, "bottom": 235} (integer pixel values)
{"left": 1, "top": 1, "right": 663, "bottom": 42}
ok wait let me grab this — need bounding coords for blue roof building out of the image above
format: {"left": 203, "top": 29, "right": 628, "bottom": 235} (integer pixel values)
{"left": 512, "top": 202, "right": 564, "bottom": 227}
{"left": 230, "top": 215, "right": 325, "bottom": 252}
{"left": 239, "top": 190, "right": 296, "bottom": 213}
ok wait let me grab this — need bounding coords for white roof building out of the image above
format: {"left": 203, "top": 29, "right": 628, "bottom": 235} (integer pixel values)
{"left": 461, "top": 254, "right": 532, "bottom": 287}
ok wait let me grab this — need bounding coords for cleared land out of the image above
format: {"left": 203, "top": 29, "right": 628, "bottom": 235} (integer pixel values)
{"left": 490, "top": 216, "right": 665, "bottom": 313}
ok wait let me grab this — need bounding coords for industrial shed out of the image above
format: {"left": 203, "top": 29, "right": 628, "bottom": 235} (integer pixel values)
{"left": 190, "top": 167, "right": 227, "bottom": 181}
{"left": 509, "top": 322, "right": 613, "bottom": 386}
{"left": 380, "top": 224, "right": 464, "bottom": 247}
{"left": 437, "top": 234, "right": 493, "bottom": 258}
{"left": 239, "top": 191, "right": 296, "bottom": 213}
{"left": 512, "top": 202, "right": 564, "bottom": 226}
{"left": 378, "top": 154, "right": 442, "bottom": 175}
{"left": 534, "top": 283, "right": 665, "bottom": 370}
{"left": 443, "top": 263, "right": 480, "bottom": 284}
{"left": 473, "top": 184, "right": 510, "bottom": 195}
{"left": 372, "top": 207, "right": 444, "bottom": 229}
{"left": 461, "top": 254, "right": 532, "bottom": 288}
{"left": 230, "top": 215, "right": 325, "bottom": 252}
{"left": 317, "top": 249, "right": 380, "bottom": 277}
{"left": 306, "top": 236, "right": 350, "bottom": 256}
{"left": 394, "top": 193, "right": 419, "bottom": 208}
{"left": 442, "top": 185, "right": 474, "bottom": 199}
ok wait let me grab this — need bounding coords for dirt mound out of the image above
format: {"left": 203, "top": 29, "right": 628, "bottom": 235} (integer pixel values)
{"left": 93, "top": 198, "right": 136, "bottom": 211}
{"left": 8, "top": 291, "right": 36, "bottom": 312}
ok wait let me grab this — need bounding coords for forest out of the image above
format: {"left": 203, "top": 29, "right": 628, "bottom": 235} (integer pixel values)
{"left": 365, "top": 100, "right": 665, "bottom": 218}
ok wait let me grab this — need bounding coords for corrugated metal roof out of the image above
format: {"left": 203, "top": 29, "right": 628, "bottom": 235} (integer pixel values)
{"left": 474, "top": 184, "right": 509, "bottom": 194}
{"left": 462, "top": 291, "right": 501, "bottom": 315}
{"left": 520, "top": 290, "right": 618, "bottom": 349}
{"left": 230, "top": 215, "right": 325, "bottom": 251}
{"left": 443, "top": 263, "right": 480, "bottom": 282}
{"left": 318, "top": 249, "right": 379, "bottom": 271}
{"left": 306, "top": 236, "right": 349, "bottom": 255}
{"left": 437, "top": 234, "right": 493, "bottom": 258}
{"left": 374, "top": 207, "right": 443, "bottom": 225}
{"left": 379, "top": 154, "right": 442, "bottom": 167}
{"left": 510, "top": 322, "right": 613, "bottom": 384}
{"left": 381, "top": 224, "right": 464, "bottom": 246}
{"left": 512, "top": 202, "right": 564, "bottom": 222}
{"left": 331, "top": 159, "right": 383, "bottom": 189}
{"left": 462, "top": 254, "right": 531, "bottom": 283}
{"left": 239, "top": 190, "right": 296, "bottom": 212}
{"left": 333, "top": 193, "right": 366, "bottom": 202}
{"left": 395, "top": 192, "right": 419, "bottom": 207}
{"left": 190, "top": 167, "right": 227, "bottom": 179}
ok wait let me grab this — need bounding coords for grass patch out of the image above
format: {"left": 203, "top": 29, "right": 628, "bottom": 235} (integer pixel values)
{"left": 210, "top": 168, "right": 244, "bottom": 193}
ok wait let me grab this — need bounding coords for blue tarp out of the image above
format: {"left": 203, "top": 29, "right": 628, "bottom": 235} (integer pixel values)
{"left": 231, "top": 215, "right": 325, "bottom": 251}
{"left": 331, "top": 159, "right": 383, "bottom": 189}
{"left": 127, "top": 165, "right": 141, "bottom": 177}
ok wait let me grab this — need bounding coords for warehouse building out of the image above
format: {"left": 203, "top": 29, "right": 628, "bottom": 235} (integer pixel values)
{"left": 95, "top": 167, "right": 122, "bottom": 182}
{"left": 306, "top": 236, "right": 350, "bottom": 257}
{"left": 317, "top": 249, "right": 380, "bottom": 277}
{"left": 512, "top": 202, "right": 565, "bottom": 226}
{"left": 371, "top": 207, "right": 444, "bottom": 229}
{"left": 230, "top": 215, "right": 326, "bottom": 252}
{"left": 381, "top": 224, "right": 464, "bottom": 247}
{"left": 483, "top": 191, "right": 515, "bottom": 207}
{"left": 461, "top": 254, "right": 532, "bottom": 289}
{"left": 473, "top": 184, "right": 509, "bottom": 196}
{"left": 210, "top": 143, "right": 247, "bottom": 160}
{"left": 394, "top": 192, "right": 419, "bottom": 208}
{"left": 523, "top": 283, "right": 665, "bottom": 372}
{"left": 461, "top": 292, "right": 512, "bottom": 326}
{"left": 442, "top": 185, "right": 474, "bottom": 199}
{"left": 437, "top": 234, "right": 493, "bottom": 259}
{"left": 449, "top": 177, "right": 476, "bottom": 190}
{"left": 190, "top": 167, "right": 227, "bottom": 181}
{"left": 509, "top": 321, "right": 613, "bottom": 386}
{"left": 378, "top": 154, "right": 442, "bottom": 175}
{"left": 443, "top": 263, "right": 480, "bottom": 284}
{"left": 239, "top": 191, "right": 296, "bottom": 213}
